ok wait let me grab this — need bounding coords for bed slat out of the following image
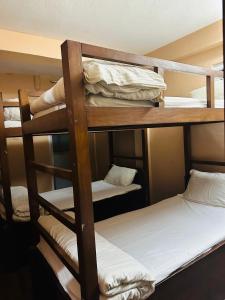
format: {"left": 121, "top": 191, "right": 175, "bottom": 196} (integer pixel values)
{"left": 36, "top": 194, "right": 76, "bottom": 233}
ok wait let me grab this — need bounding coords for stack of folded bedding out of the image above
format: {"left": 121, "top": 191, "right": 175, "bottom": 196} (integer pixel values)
{"left": 3, "top": 98, "right": 21, "bottom": 127}
{"left": 30, "top": 60, "right": 166, "bottom": 114}
{"left": 0, "top": 186, "right": 30, "bottom": 222}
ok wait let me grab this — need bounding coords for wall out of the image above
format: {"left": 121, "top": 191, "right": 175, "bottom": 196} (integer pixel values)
{"left": 146, "top": 20, "right": 224, "bottom": 202}
{"left": 0, "top": 73, "right": 55, "bottom": 192}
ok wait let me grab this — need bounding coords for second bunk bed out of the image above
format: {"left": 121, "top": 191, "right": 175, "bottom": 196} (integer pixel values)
{"left": 19, "top": 40, "right": 224, "bottom": 300}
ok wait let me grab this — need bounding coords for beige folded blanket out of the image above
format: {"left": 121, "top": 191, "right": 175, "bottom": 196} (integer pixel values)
{"left": 30, "top": 60, "right": 166, "bottom": 114}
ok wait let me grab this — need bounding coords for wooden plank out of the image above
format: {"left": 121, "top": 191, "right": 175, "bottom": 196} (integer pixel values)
{"left": 81, "top": 42, "right": 223, "bottom": 77}
{"left": 19, "top": 89, "right": 40, "bottom": 222}
{"left": 113, "top": 154, "right": 144, "bottom": 160}
{"left": 61, "top": 40, "right": 99, "bottom": 300}
{"left": 206, "top": 75, "right": 215, "bottom": 108}
{"left": 37, "top": 222, "right": 80, "bottom": 282}
{"left": 23, "top": 108, "right": 68, "bottom": 135}
{"left": 29, "top": 161, "right": 72, "bottom": 180}
{"left": 142, "top": 129, "right": 151, "bottom": 206}
{"left": 108, "top": 131, "right": 114, "bottom": 165}
{"left": 36, "top": 194, "right": 76, "bottom": 232}
{"left": 87, "top": 107, "right": 224, "bottom": 129}
{"left": 183, "top": 126, "right": 192, "bottom": 187}
{"left": 192, "top": 160, "right": 225, "bottom": 166}
{"left": 2, "top": 101, "right": 19, "bottom": 107}
{"left": 5, "top": 127, "right": 22, "bottom": 137}
{"left": 0, "top": 92, "right": 13, "bottom": 222}
{"left": 22, "top": 107, "right": 224, "bottom": 135}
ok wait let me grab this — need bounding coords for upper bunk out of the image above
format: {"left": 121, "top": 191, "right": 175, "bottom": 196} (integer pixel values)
{"left": 0, "top": 93, "right": 22, "bottom": 137}
{"left": 20, "top": 40, "right": 224, "bottom": 135}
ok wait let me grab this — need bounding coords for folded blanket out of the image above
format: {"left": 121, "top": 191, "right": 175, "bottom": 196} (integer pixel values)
{"left": 39, "top": 214, "right": 155, "bottom": 299}
{"left": 10, "top": 186, "right": 30, "bottom": 217}
{"left": 87, "top": 95, "right": 155, "bottom": 107}
{"left": 83, "top": 60, "right": 166, "bottom": 89}
{"left": 4, "top": 107, "right": 21, "bottom": 121}
{"left": 30, "top": 60, "right": 166, "bottom": 114}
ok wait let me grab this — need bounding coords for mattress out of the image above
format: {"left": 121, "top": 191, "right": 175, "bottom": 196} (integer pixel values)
{"left": 33, "top": 95, "right": 155, "bottom": 118}
{"left": 0, "top": 181, "right": 140, "bottom": 222}
{"left": 37, "top": 194, "right": 225, "bottom": 299}
{"left": 40, "top": 181, "right": 141, "bottom": 209}
{"left": 164, "top": 96, "right": 224, "bottom": 108}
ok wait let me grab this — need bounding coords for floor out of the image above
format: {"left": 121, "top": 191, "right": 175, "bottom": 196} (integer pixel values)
{"left": 0, "top": 221, "right": 34, "bottom": 300}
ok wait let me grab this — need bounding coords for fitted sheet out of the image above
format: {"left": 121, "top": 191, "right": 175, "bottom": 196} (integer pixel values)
{"left": 164, "top": 96, "right": 224, "bottom": 108}
{"left": 38, "top": 194, "right": 225, "bottom": 299}
{"left": 40, "top": 181, "right": 141, "bottom": 210}
{"left": 4, "top": 120, "right": 21, "bottom": 128}
{"left": 0, "top": 181, "right": 140, "bottom": 222}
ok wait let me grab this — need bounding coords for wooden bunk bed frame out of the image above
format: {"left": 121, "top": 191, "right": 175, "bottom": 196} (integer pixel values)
{"left": 19, "top": 40, "right": 224, "bottom": 300}
{"left": 0, "top": 92, "right": 22, "bottom": 223}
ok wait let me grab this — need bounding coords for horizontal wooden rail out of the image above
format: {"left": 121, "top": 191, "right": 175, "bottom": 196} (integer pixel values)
{"left": 5, "top": 127, "right": 22, "bottom": 137}
{"left": 192, "top": 160, "right": 225, "bottom": 166}
{"left": 113, "top": 155, "right": 144, "bottom": 161}
{"left": 1, "top": 102, "right": 19, "bottom": 107}
{"left": 36, "top": 194, "right": 76, "bottom": 233}
{"left": 22, "top": 107, "right": 224, "bottom": 134}
{"left": 81, "top": 42, "right": 223, "bottom": 77}
{"left": 29, "top": 161, "right": 72, "bottom": 180}
{"left": 37, "top": 222, "right": 80, "bottom": 282}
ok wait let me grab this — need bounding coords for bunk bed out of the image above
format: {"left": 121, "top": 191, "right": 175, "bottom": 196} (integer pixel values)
{"left": 19, "top": 40, "right": 224, "bottom": 300}
{"left": 0, "top": 93, "right": 24, "bottom": 223}
{"left": 0, "top": 93, "right": 146, "bottom": 224}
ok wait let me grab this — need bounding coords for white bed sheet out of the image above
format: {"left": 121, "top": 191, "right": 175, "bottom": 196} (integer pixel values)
{"left": 41, "top": 181, "right": 141, "bottom": 210}
{"left": 0, "top": 181, "right": 140, "bottom": 222}
{"left": 37, "top": 194, "right": 225, "bottom": 299}
{"left": 4, "top": 120, "right": 21, "bottom": 128}
{"left": 164, "top": 96, "right": 224, "bottom": 108}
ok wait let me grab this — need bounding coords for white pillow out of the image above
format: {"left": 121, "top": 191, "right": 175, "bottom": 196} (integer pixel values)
{"left": 104, "top": 165, "right": 137, "bottom": 186}
{"left": 183, "top": 169, "right": 225, "bottom": 207}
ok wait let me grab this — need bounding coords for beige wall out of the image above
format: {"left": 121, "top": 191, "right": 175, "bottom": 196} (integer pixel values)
{"left": 146, "top": 20, "right": 224, "bottom": 202}
{"left": 0, "top": 73, "right": 55, "bottom": 192}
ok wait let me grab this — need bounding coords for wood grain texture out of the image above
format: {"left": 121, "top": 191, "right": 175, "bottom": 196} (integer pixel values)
{"left": 19, "top": 89, "right": 40, "bottom": 223}
{"left": 206, "top": 75, "right": 215, "bottom": 108}
{"left": 0, "top": 92, "right": 13, "bottom": 222}
{"left": 183, "top": 126, "right": 192, "bottom": 187}
{"left": 61, "top": 40, "right": 99, "bottom": 300}
{"left": 81, "top": 42, "right": 223, "bottom": 77}
{"left": 22, "top": 107, "right": 224, "bottom": 135}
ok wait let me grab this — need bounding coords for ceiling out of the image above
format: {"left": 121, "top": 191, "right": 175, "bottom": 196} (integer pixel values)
{"left": 0, "top": 0, "right": 222, "bottom": 54}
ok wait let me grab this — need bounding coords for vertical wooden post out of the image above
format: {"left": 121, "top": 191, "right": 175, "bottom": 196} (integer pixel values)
{"left": 206, "top": 75, "right": 215, "bottom": 108}
{"left": 61, "top": 40, "right": 99, "bottom": 300}
{"left": 183, "top": 125, "right": 192, "bottom": 187}
{"left": 142, "top": 129, "right": 151, "bottom": 206}
{"left": 0, "top": 92, "right": 13, "bottom": 222}
{"left": 19, "top": 90, "right": 40, "bottom": 223}
{"left": 108, "top": 131, "right": 114, "bottom": 166}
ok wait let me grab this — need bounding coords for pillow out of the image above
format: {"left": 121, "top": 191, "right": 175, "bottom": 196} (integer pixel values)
{"left": 104, "top": 165, "right": 137, "bottom": 186}
{"left": 183, "top": 169, "right": 225, "bottom": 207}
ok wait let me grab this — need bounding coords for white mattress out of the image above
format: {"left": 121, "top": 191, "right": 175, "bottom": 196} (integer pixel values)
{"left": 164, "top": 96, "right": 224, "bottom": 108}
{"left": 37, "top": 194, "right": 225, "bottom": 299}
{"left": 0, "top": 181, "right": 140, "bottom": 222}
{"left": 33, "top": 95, "right": 155, "bottom": 118}
{"left": 4, "top": 120, "right": 21, "bottom": 128}
{"left": 41, "top": 181, "right": 141, "bottom": 210}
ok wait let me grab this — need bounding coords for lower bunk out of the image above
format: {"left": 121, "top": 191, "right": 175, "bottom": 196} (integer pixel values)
{"left": 29, "top": 169, "right": 225, "bottom": 299}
